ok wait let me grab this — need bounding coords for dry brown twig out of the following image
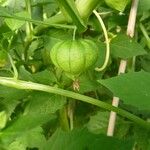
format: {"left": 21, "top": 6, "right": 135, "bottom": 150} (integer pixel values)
{"left": 107, "top": 0, "right": 139, "bottom": 136}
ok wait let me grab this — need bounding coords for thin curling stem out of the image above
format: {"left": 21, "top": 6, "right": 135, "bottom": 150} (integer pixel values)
{"left": 8, "top": 54, "right": 18, "bottom": 79}
{"left": 93, "top": 10, "right": 110, "bottom": 71}
{"left": 73, "top": 27, "right": 77, "bottom": 41}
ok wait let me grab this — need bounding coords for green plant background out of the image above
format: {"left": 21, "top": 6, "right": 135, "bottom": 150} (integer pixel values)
{"left": 0, "top": 0, "right": 150, "bottom": 149}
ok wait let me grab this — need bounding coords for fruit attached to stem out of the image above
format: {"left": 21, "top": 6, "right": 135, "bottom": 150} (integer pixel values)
{"left": 50, "top": 39, "right": 98, "bottom": 77}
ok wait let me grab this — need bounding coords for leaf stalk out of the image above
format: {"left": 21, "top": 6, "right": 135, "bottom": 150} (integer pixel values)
{"left": 0, "top": 77, "right": 149, "bottom": 131}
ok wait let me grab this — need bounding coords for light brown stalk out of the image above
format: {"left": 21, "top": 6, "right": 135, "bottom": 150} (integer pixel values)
{"left": 107, "top": 60, "right": 127, "bottom": 136}
{"left": 107, "top": 0, "right": 139, "bottom": 136}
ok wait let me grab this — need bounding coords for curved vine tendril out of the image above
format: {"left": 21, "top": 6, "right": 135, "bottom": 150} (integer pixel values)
{"left": 93, "top": 10, "right": 110, "bottom": 71}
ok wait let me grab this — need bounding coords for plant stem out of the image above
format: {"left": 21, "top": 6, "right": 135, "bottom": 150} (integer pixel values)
{"left": 59, "top": 106, "right": 70, "bottom": 131}
{"left": 93, "top": 10, "right": 110, "bottom": 72}
{"left": 24, "top": 0, "right": 33, "bottom": 61}
{"left": 0, "top": 14, "right": 76, "bottom": 30}
{"left": 7, "top": 34, "right": 18, "bottom": 79}
{"left": 73, "top": 27, "right": 77, "bottom": 41}
{"left": 0, "top": 77, "right": 149, "bottom": 130}
{"left": 33, "top": 0, "right": 100, "bottom": 35}
{"left": 68, "top": 100, "right": 75, "bottom": 130}
{"left": 107, "top": 0, "right": 139, "bottom": 136}
{"left": 25, "top": 0, "right": 33, "bottom": 39}
{"left": 139, "top": 23, "right": 150, "bottom": 49}
{"left": 8, "top": 54, "right": 18, "bottom": 79}
{"left": 107, "top": 60, "right": 127, "bottom": 136}
{"left": 127, "top": 0, "right": 139, "bottom": 38}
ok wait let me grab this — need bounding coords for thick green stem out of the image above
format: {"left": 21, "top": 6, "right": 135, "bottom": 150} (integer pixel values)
{"left": 25, "top": 0, "right": 33, "bottom": 38}
{"left": 4, "top": 15, "right": 76, "bottom": 29}
{"left": 33, "top": 0, "right": 100, "bottom": 35}
{"left": 0, "top": 77, "right": 149, "bottom": 130}
{"left": 24, "top": 0, "right": 33, "bottom": 61}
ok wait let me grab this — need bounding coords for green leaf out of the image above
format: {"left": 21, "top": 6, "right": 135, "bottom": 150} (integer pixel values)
{"left": 5, "top": 11, "right": 29, "bottom": 30}
{"left": 27, "top": 39, "right": 42, "bottom": 58}
{"left": 24, "top": 92, "right": 66, "bottom": 115}
{"left": 0, "top": 113, "right": 55, "bottom": 144}
{"left": 87, "top": 111, "right": 109, "bottom": 134}
{"left": 114, "top": 119, "right": 130, "bottom": 138}
{"left": 105, "top": 0, "right": 130, "bottom": 12}
{"left": 110, "top": 34, "right": 146, "bottom": 59}
{"left": 138, "top": 0, "right": 150, "bottom": 13}
{"left": 33, "top": 0, "right": 100, "bottom": 35}
{"left": 56, "top": 0, "right": 86, "bottom": 32}
{"left": 0, "top": 6, "right": 75, "bottom": 29}
{"left": 7, "top": 127, "right": 46, "bottom": 150}
{"left": 45, "top": 128, "right": 134, "bottom": 150}
{"left": 140, "top": 53, "right": 150, "bottom": 72}
{"left": 0, "top": 50, "right": 8, "bottom": 67}
{"left": 140, "top": 11, "right": 150, "bottom": 21}
{"left": 99, "top": 71, "right": 150, "bottom": 111}
{"left": 133, "top": 127, "right": 150, "bottom": 150}
{"left": 19, "top": 66, "right": 35, "bottom": 82}
{"left": 0, "top": 85, "right": 27, "bottom": 100}
{"left": 22, "top": 127, "right": 46, "bottom": 149}
{"left": 78, "top": 74, "right": 99, "bottom": 93}
{"left": 0, "top": 6, "right": 12, "bottom": 17}
{"left": 95, "top": 41, "right": 107, "bottom": 68}
{"left": 0, "top": 86, "right": 28, "bottom": 117}
{"left": 0, "top": 98, "right": 20, "bottom": 119}
{"left": 2, "top": 0, "right": 25, "bottom": 12}
{"left": 32, "top": 70, "right": 57, "bottom": 85}
{"left": 32, "top": 0, "right": 58, "bottom": 19}
{"left": 7, "top": 140, "right": 26, "bottom": 150}
{"left": 19, "top": 67, "right": 57, "bottom": 84}
{"left": 0, "top": 111, "right": 7, "bottom": 129}
{"left": 46, "top": 28, "right": 73, "bottom": 42}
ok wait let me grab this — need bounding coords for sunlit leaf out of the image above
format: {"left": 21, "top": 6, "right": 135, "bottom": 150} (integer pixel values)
{"left": 5, "top": 11, "right": 29, "bottom": 30}
{"left": 0, "top": 111, "right": 7, "bottom": 129}
{"left": 1, "top": 114, "right": 55, "bottom": 144}
{"left": 24, "top": 92, "right": 66, "bottom": 115}
{"left": 56, "top": 0, "right": 86, "bottom": 31}
{"left": 105, "top": 0, "right": 130, "bottom": 12}
{"left": 5, "top": 127, "right": 46, "bottom": 150}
